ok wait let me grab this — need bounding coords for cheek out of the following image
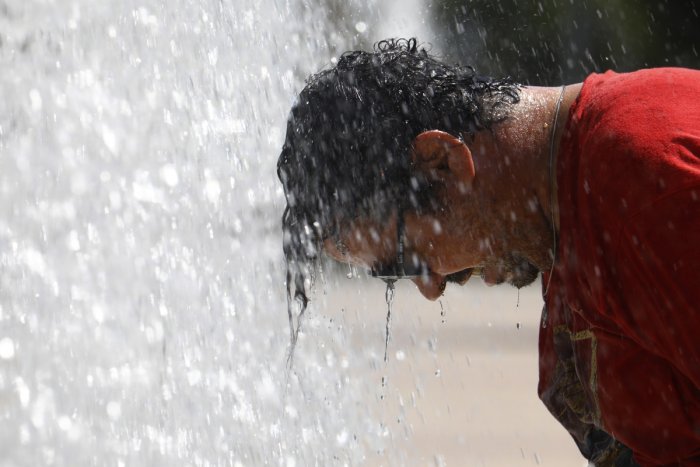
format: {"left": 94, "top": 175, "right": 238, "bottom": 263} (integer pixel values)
{"left": 430, "top": 251, "right": 465, "bottom": 274}
{"left": 429, "top": 234, "right": 484, "bottom": 274}
{"left": 409, "top": 217, "right": 447, "bottom": 247}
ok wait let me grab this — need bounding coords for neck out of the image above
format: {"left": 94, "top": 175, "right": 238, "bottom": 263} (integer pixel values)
{"left": 465, "top": 84, "right": 581, "bottom": 271}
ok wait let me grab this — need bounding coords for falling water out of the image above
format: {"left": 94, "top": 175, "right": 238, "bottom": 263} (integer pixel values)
{"left": 382, "top": 280, "right": 395, "bottom": 363}
{"left": 0, "top": 0, "right": 395, "bottom": 464}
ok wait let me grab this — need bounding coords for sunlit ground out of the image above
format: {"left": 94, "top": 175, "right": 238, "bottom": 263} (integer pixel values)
{"left": 316, "top": 276, "right": 587, "bottom": 466}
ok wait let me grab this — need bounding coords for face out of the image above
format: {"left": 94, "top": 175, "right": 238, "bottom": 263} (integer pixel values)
{"left": 323, "top": 209, "right": 540, "bottom": 300}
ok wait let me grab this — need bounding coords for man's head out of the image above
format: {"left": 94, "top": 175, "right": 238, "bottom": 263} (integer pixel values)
{"left": 277, "top": 38, "right": 521, "bottom": 315}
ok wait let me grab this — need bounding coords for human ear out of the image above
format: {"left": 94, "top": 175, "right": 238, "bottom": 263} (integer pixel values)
{"left": 412, "top": 130, "right": 475, "bottom": 189}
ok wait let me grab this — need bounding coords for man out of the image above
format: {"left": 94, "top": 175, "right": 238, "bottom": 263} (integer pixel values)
{"left": 277, "top": 38, "right": 700, "bottom": 466}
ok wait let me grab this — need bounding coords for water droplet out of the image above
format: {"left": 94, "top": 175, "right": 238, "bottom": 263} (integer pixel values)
{"left": 106, "top": 401, "right": 121, "bottom": 420}
{"left": 0, "top": 338, "right": 15, "bottom": 359}
{"left": 58, "top": 416, "right": 72, "bottom": 431}
{"left": 336, "top": 429, "right": 349, "bottom": 445}
{"left": 205, "top": 179, "right": 221, "bottom": 204}
{"left": 15, "top": 377, "right": 30, "bottom": 407}
{"left": 101, "top": 125, "right": 118, "bottom": 154}
{"left": 187, "top": 369, "right": 202, "bottom": 386}
{"left": 29, "top": 89, "right": 43, "bottom": 111}
{"left": 67, "top": 230, "right": 81, "bottom": 252}
{"left": 159, "top": 164, "right": 179, "bottom": 187}
{"left": 92, "top": 304, "right": 105, "bottom": 324}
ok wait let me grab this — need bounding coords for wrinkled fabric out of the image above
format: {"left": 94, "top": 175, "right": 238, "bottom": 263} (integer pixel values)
{"left": 539, "top": 68, "right": 700, "bottom": 467}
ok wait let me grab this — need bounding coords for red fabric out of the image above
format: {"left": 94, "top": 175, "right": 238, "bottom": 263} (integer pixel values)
{"left": 539, "top": 68, "right": 700, "bottom": 466}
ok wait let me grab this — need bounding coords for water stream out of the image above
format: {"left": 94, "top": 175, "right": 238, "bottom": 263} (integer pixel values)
{"left": 0, "top": 0, "right": 421, "bottom": 464}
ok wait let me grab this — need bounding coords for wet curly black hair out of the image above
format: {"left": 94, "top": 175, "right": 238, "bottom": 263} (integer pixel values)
{"left": 277, "top": 38, "right": 520, "bottom": 354}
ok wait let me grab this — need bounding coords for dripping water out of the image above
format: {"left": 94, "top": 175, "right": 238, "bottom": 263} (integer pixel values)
{"left": 383, "top": 279, "right": 396, "bottom": 363}
{"left": 380, "top": 279, "right": 396, "bottom": 399}
{"left": 515, "top": 288, "right": 522, "bottom": 329}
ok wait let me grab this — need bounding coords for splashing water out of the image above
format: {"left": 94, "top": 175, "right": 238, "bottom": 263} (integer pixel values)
{"left": 0, "top": 0, "right": 391, "bottom": 464}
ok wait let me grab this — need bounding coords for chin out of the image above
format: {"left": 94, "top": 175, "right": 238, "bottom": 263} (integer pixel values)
{"left": 474, "top": 253, "right": 542, "bottom": 289}
{"left": 507, "top": 259, "right": 540, "bottom": 289}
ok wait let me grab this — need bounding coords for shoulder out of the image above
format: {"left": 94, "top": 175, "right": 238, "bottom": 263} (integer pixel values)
{"left": 578, "top": 68, "right": 700, "bottom": 110}
{"left": 572, "top": 68, "right": 700, "bottom": 151}
{"left": 562, "top": 68, "right": 700, "bottom": 217}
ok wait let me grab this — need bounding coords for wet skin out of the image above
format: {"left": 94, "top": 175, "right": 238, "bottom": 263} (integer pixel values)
{"left": 320, "top": 84, "right": 585, "bottom": 300}
{"left": 323, "top": 210, "right": 541, "bottom": 300}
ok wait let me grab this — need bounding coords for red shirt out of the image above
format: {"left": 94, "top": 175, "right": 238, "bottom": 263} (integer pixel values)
{"left": 539, "top": 68, "right": 700, "bottom": 466}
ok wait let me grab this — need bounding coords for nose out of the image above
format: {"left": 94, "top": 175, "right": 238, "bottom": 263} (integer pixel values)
{"left": 411, "top": 271, "right": 446, "bottom": 301}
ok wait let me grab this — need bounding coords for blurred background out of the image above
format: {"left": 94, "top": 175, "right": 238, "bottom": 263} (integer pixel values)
{"left": 318, "top": 0, "right": 700, "bottom": 82}
{"left": 432, "top": 0, "right": 700, "bottom": 83}
{"left": 0, "top": 0, "right": 697, "bottom": 466}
